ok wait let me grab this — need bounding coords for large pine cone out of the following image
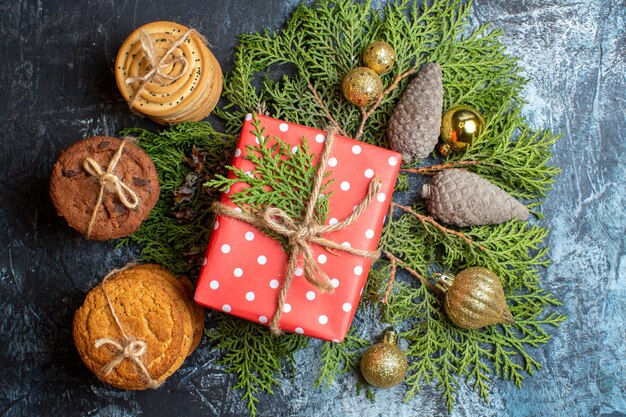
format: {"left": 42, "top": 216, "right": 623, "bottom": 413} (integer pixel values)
{"left": 421, "top": 169, "right": 529, "bottom": 227}
{"left": 387, "top": 63, "right": 443, "bottom": 163}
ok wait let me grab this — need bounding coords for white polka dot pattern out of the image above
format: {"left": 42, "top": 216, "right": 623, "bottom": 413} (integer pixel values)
{"left": 194, "top": 115, "right": 402, "bottom": 342}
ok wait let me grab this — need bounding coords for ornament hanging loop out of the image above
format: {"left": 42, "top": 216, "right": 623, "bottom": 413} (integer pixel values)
{"left": 434, "top": 272, "right": 455, "bottom": 293}
{"left": 382, "top": 330, "right": 399, "bottom": 345}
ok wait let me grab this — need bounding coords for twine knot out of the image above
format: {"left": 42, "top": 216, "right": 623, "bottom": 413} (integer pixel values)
{"left": 82, "top": 140, "right": 140, "bottom": 238}
{"left": 212, "top": 128, "right": 382, "bottom": 335}
{"left": 94, "top": 338, "right": 148, "bottom": 373}
{"left": 94, "top": 268, "right": 161, "bottom": 389}
{"left": 125, "top": 29, "right": 205, "bottom": 109}
{"left": 123, "top": 339, "right": 147, "bottom": 357}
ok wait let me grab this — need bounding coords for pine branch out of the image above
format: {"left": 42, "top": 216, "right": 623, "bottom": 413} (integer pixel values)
{"left": 355, "top": 67, "right": 416, "bottom": 141}
{"left": 206, "top": 316, "right": 309, "bottom": 416}
{"left": 315, "top": 328, "right": 368, "bottom": 388}
{"left": 206, "top": 116, "right": 332, "bottom": 226}
{"left": 401, "top": 160, "right": 481, "bottom": 175}
{"left": 119, "top": 0, "right": 565, "bottom": 414}
{"left": 383, "top": 256, "right": 397, "bottom": 303}
{"left": 117, "top": 123, "right": 236, "bottom": 275}
{"left": 382, "top": 250, "right": 442, "bottom": 297}
{"left": 308, "top": 82, "right": 349, "bottom": 136}
{"left": 389, "top": 201, "right": 486, "bottom": 250}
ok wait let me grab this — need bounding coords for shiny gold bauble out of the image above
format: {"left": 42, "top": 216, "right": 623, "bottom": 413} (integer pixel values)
{"left": 436, "top": 267, "right": 514, "bottom": 330}
{"left": 360, "top": 330, "right": 407, "bottom": 388}
{"left": 341, "top": 67, "right": 383, "bottom": 107}
{"left": 362, "top": 41, "right": 395, "bottom": 75}
{"left": 438, "top": 105, "right": 485, "bottom": 156}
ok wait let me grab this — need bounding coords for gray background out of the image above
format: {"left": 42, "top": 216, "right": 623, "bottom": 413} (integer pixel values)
{"left": 0, "top": 0, "right": 624, "bottom": 416}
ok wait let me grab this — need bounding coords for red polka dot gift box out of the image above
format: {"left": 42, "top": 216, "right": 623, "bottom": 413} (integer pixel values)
{"left": 195, "top": 114, "right": 401, "bottom": 342}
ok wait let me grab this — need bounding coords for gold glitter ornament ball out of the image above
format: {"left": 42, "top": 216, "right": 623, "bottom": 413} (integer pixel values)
{"left": 360, "top": 330, "right": 407, "bottom": 388}
{"left": 437, "top": 267, "right": 514, "bottom": 330}
{"left": 438, "top": 105, "right": 485, "bottom": 156}
{"left": 342, "top": 67, "right": 383, "bottom": 107}
{"left": 362, "top": 41, "right": 395, "bottom": 75}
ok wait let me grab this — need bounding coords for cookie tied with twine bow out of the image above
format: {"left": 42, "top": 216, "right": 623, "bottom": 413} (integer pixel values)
{"left": 49, "top": 136, "right": 160, "bottom": 240}
{"left": 115, "top": 21, "right": 223, "bottom": 124}
{"left": 73, "top": 264, "right": 203, "bottom": 390}
{"left": 212, "top": 127, "right": 382, "bottom": 335}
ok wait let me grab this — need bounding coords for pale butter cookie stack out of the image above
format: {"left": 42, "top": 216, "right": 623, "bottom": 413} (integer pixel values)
{"left": 115, "top": 21, "right": 222, "bottom": 124}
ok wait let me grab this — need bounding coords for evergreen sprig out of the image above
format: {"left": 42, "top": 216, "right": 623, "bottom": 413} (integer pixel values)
{"left": 118, "top": 123, "right": 235, "bottom": 275}
{"left": 120, "top": 0, "right": 565, "bottom": 415}
{"left": 207, "top": 117, "right": 332, "bottom": 225}
{"left": 206, "top": 316, "right": 309, "bottom": 416}
{"left": 315, "top": 329, "right": 369, "bottom": 389}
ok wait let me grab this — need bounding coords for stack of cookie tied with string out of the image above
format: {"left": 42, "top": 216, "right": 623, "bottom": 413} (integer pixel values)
{"left": 115, "top": 21, "right": 222, "bottom": 124}
{"left": 73, "top": 264, "right": 204, "bottom": 390}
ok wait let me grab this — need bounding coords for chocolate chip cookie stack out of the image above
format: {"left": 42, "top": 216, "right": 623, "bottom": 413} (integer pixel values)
{"left": 73, "top": 264, "right": 204, "bottom": 390}
{"left": 115, "top": 21, "right": 222, "bottom": 124}
{"left": 49, "top": 136, "right": 160, "bottom": 240}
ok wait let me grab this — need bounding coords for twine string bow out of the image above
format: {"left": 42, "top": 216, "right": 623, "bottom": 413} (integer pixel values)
{"left": 94, "top": 269, "right": 161, "bottom": 389}
{"left": 83, "top": 139, "right": 140, "bottom": 238}
{"left": 212, "top": 129, "right": 382, "bottom": 335}
{"left": 125, "top": 29, "right": 204, "bottom": 109}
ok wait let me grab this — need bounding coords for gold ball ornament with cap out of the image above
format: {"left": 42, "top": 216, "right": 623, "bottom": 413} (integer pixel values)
{"left": 362, "top": 41, "right": 395, "bottom": 75}
{"left": 436, "top": 267, "right": 515, "bottom": 330}
{"left": 342, "top": 67, "right": 383, "bottom": 107}
{"left": 360, "top": 330, "right": 407, "bottom": 388}
{"left": 438, "top": 105, "right": 485, "bottom": 156}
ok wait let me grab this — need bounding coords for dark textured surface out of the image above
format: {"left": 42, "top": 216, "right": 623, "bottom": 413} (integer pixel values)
{"left": 0, "top": 0, "right": 624, "bottom": 416}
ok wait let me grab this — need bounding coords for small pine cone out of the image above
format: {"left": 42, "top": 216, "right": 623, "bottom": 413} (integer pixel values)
{"left": 387, "top": 63, "right": 443, "bottom": 163}
{"left": 421, "top": 169, "right": 529, "bottom": 227}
